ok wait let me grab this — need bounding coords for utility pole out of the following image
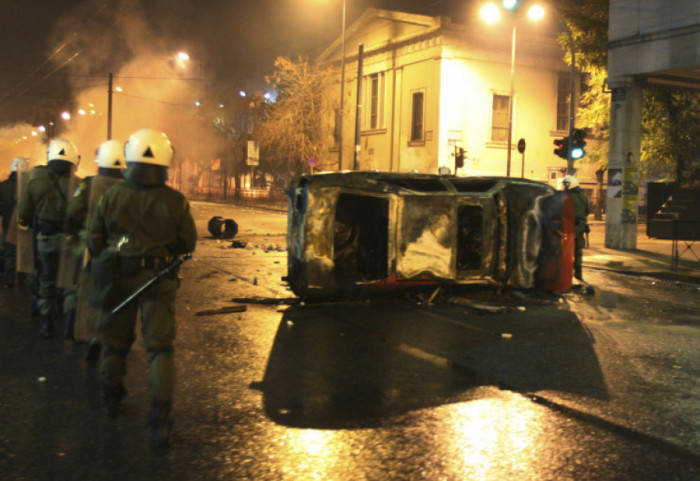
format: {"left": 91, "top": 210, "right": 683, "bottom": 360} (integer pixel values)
{"left": 353, "top": 44, "right": 363, "bottom": 171}
{"left": 107, "top": 73, "right": 113, "bottom": 140}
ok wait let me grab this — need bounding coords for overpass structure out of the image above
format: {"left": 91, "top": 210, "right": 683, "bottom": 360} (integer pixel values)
{"left": 606, "top": 0, "right": 700, "bottom": 249}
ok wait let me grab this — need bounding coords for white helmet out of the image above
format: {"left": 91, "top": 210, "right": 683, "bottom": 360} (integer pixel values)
{"left": 95, "top": 140, "right": 126, "bottom": 169}
{"left": 562, "top": 175, "right": 579, "bottom": 190}
{"left": 10, "top": 157, "right": 23, "bottom": 172}
{"left": 124, "top": 128, "right": 174, "bottom": 167}
{"left": 47, "top": 138, "right": 80, "bottom": 166}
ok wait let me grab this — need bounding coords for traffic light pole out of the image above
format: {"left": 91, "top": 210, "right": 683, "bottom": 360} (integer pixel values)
{"left": 561, "top": 18, "right": 576, "bottom": 175}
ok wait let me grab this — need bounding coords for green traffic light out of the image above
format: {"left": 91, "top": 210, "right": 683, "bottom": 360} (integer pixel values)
{"left": 571, "top": 147, "right": 585, "bottom": 160}
{"left": 502, "top": 0, "right": 518, "bottom": 10}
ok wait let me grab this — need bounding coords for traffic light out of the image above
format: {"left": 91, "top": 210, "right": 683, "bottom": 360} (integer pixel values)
{"left": 553, "top": 137, "right": 568, "bottom": 159}
{"left": 455, "top": 147, "right": 465, "bottom": 168}
{"left": 570, "top": 128, "right": 587, "bottom": 160}
{"left": 502, "top": 0, "right": 519, "bottom": 10}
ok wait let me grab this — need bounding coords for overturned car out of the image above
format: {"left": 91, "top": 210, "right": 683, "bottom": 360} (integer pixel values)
{"left": 286, "top": 172, "right": 573, "bottom": 299}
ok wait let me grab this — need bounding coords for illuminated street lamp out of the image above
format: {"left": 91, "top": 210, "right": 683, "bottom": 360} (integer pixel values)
{"left": 481, "top": 1, "right": 544, "bottom": 177}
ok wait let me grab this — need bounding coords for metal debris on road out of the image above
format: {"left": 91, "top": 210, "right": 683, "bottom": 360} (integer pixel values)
{"left": 230, "top": 240, "right": 247, "bottom": 248}
{"left": 195, "top": 305, "right": 247, "bottom": 316}
{"left": 446, "top": 296, "right": 510, "bottom": 313}
{"left": 231, "top": 296, "right": 299, "bottom": 306}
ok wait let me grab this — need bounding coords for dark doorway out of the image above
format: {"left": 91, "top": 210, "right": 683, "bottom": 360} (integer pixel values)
{"left": 457, "top": 205, "right": 483, "bottom": 271}
{"left": 333, "top": 194, "right": 389, "bottom": 283}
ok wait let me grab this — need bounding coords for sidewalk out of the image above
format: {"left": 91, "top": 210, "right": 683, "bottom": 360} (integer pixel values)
{"left": 583, "top": 222, "right": 700, "bottom": 284}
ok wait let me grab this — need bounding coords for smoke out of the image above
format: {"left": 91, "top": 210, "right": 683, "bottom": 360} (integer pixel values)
{"left": 42, "top": 0, "right": 221, "bottom": 180}
{"left": 0, "top": 124, "right": 47, "bottom": 175}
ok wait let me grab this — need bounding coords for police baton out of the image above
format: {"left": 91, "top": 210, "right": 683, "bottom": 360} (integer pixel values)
{"left": 110, "top": 253, "right": 192, "bottom": 319}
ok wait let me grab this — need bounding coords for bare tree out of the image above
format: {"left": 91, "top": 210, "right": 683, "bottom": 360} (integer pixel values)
{"left": 257, "top": 56, "right": 331, "bottom": 186}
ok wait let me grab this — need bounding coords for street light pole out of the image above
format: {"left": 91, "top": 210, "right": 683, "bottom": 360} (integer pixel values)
{"left": 481, "top": 2, "right": 543, "bottom": 177}
{"left": 506, "top": 23, "right": 516, "bottom": 177}
{"left": 107, "top": 72, "right": 113, "bottom": 140}
{"left": 338, "top": 0, "right": 346, "bottom": 171}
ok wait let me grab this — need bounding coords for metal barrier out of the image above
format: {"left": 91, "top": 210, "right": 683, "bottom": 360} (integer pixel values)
{"left": 672, "top": 220, "right": 700, "bottom": 270}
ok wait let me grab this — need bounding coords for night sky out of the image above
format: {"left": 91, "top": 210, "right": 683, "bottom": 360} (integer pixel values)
{"left": 0, "top": 0, "right": 477, "bottom": 126}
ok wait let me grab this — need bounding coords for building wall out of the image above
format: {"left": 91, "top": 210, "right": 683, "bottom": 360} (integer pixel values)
{"left": 320, "top": 10, "right": 578, "bottom": 185}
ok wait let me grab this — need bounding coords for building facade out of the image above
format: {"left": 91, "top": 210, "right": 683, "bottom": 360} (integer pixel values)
{"left": 317, "top": 8, "right": 585, "bottom": 188}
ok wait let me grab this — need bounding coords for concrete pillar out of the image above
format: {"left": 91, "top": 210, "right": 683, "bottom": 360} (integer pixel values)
{"left": 605, "top": 77, "right": 643, "bottom": 250}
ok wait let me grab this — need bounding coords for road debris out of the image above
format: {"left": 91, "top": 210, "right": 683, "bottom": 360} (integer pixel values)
{"left": 195, "top": 305, "right": 247, "bottom": 316}
{"left": 231, "top": 296, "right": 299, "bottom": 306}
{"left": 446, "top": 296, "right": 510, "bottom": 313}
{"left": 208, "top": 216, "right": 238, "bottom": 239}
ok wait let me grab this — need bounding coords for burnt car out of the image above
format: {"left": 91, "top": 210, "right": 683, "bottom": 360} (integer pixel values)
{"left": 286, "top": 172, "right": 573, "bottom": 299}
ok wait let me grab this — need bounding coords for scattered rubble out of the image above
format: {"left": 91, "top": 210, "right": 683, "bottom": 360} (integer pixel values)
{"left": 231, "top": 296, "right": 299, "bottom": 306}
{"left": 195, "top": 305, "right": 247, "bottom": 316}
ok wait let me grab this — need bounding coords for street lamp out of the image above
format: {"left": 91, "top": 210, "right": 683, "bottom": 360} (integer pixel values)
{"left": 481, "top": 1, "right": 544, "bottom": 177}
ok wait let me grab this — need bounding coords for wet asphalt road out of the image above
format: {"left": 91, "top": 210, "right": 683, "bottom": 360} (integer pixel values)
{"left": 0, "top": 201, "right": 699, "bottom": 480}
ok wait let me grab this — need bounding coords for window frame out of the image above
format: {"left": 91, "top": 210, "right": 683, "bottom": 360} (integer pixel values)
{"left": 556, "top": 72, "right": 571, "bottom": 133}
{"left": 365, "top": 72, "right": 386, "bottom": 131}
{"left": 489, "top": 92, "right": 510, "bottom": 144}
{"left": 410, "top": 89, "right": 425, "bottom": 144}
{"left": 332, "top": 107, "right": 341, "bottom": 149}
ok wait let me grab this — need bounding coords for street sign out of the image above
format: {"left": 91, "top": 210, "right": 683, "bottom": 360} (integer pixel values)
{"left": 246, "top": 140, "right": 259, "bottom": 166}
{"left": 612, "top": 87, "right": 626, "bottom": 102}
{"left": 308, "top": 157, "right": 317, "bottom": 167}
{"left": 517, "top": 138, "right": 526, "bottom": 154}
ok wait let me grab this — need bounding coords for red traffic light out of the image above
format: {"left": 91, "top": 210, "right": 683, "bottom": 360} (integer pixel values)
{"left": 553, "top": 137, "right": 568, "bottom": 159}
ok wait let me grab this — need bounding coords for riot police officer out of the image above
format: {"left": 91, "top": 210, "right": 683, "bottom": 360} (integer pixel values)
{"left": 0, "top": 158, "right": 20, "bottom": 287}
{"left": 64, "top": 140, "right": 125, "bottom": 348}
{"left": 17, "top": 139, "right": 80, "bottom": 338}
{"left": 562, "top": 175, "right": 591, "bottom": 282}
{"left": 87, "top": 129, "right": 196, "bottom": 448}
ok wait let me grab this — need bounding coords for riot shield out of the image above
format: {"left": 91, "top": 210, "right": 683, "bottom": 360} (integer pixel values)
{"left": 56, "top": 174, "right": 82, "bottom": 289}
{"left": 74, "top": 174, "right": 123, "bottom": 342}
{"left": 14, "top": 159, "right": 36, "bottom": 274}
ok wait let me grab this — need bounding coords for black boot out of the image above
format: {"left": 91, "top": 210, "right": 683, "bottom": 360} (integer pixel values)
{"left": 85, "top": 338, "right": 102, "bottom": 362}
{"left": 63, "top": 310, "right": 75, "bottom": 340}
{"left": 101, "top": 384, "right": 127, "bottom": 418}
{"left": 39, "top": 315, "right": 54, "bottom": 339}
{"left": 146, "top": 401, "right": 173, "bottom": 448}
{"left": 31, "top": 296, "right": 40, "bottom": 317}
